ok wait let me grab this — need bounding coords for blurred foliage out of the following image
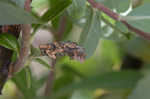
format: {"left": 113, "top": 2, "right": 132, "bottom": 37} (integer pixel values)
{"left": 0, "top": 0, "right": 150, "bottom": 99}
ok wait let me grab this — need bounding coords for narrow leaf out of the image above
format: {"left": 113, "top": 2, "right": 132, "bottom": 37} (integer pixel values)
{"left": 34, "top": 58, "right": 50, "bottom": 69}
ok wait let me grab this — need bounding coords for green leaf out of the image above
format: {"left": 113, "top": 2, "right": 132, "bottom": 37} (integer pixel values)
{"left": 31, "top": 0, "right": 49, "bottom": 12}
{"left": 113, "top": 0, "right": 130, "bottom": 12}
{"left": 41, "top": 0, "right": 72, "bottom": 22}
{"left": 0, "top": 0, "right": 37, "bottom": 25}
{"left": 67, "top": 0, "right": 86, "bottom": 20}
{"left": 71, "top": 90, "right": 94, "bottom": 99}
{"left": 0, "top": 33, "right": 20, "bottom": 53}
{"left": 126, "top": 3, "right": 150, "bottom": 33}
{"left": 30, "top": 45, "right": 41, "bottom": 57}
{"left": 11, "top": 67, "right": 48, "bottom": 98}
{"left": 11, "top": 0, "right": 25, "bottom": 8}
{"left": 79, "top": 8, "right": 101, "bottom": 58}
{"left": 33, "top": 0, "right": 72, "bottom": 32}
{"left": 128, "top": 72, "right": 150, "bottom": 99}
{"left": 116, "top": 22, "right": 128, "bottom": 33}
{"left": 51, "top": 15, "right": 73, "bottom": 40}
{"left": 11, "top": 67, "right": 34, "bottom": 97}
{"left": 55, "top": 71, "right": 143, "bottom": 97}
{"left": 96, "top": 0, "right": 130, "bottom": 12}
{"left": 11, "top": 51, "right": 18, "bottom": 62}
{"left": 34, "top": 58, "right": 50, "bottom": 69}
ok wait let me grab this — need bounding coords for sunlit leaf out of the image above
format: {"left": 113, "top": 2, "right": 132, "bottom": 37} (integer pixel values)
{"left": 71, "top": 90, "right": 94, "bottom": 99}
{"left": 33, "top": 0, "right": 72, "bottom": 32}
{"left": 41, "top": 0, "right": 72, "bottom": 22}
{"left": 0, "top": 33, "right": 20, "bottom": 53}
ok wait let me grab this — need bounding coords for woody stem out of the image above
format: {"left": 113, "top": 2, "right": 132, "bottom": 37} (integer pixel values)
{"left": 44, "top": 59, "right": 56, "bottom": 96}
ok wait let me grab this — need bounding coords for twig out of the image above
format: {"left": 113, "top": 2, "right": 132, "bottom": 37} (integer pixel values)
{"left": 13, "top": 24, "right": 31, "bottom": 73}
{"left": 44, "top": 59, "right": 56, "bottom": 96}
{"left": 56, "top": 15, "right": 67, "bottom": 41}
{"left": 87, "top": 0, "right": 150, "bottom": 41}
{"left": 13, "top": 0, "right": 32, "bottom": 73}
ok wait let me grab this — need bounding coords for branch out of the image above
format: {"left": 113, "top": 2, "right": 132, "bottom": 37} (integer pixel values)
{"left": 13, "top": 0, "right": 32, "bottom": 73}
{"left": 87, "top": 0, "right": 150, "bottom": 41}
{"left": 44, "top": 59, "right": 56, "bottom": 96}
{"left": 13, "top": 24, "right": 31, "bottom": 73}
{"left": 56, "top": 15, "right": 67, "bottom": 41}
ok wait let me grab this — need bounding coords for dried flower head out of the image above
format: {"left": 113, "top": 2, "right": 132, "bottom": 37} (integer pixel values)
{"left": 39, "top": 41, "right": 86, "bottom": 61}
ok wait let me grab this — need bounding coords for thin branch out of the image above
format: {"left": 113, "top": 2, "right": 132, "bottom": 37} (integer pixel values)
{"left": 56, "top": 15, "right": 67, "bottom": 41}
{"left": 13, "top": 0, "right": 32, "bottom": 73}
{"left": 13, "top": 24, "right": 31, "bottom": 73}
{"left": 44, "top": 59, "right": 56, "bottom": 96}
{"left": 87, "top": 0, "right": 150, "bottom": 41}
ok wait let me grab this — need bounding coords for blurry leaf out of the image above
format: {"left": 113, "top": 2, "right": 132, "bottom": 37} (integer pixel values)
{"left": 53, "top": 66, "right": 75, "bottom": 91}
{"left": 102, "top": 13, "right": 115, "bottom": 25}
{"left": 41, "top": 0, "right": 72, "bottom": 22}
{"left": 0, "top": 0, "right": 38, "bottom": 24}
{"left": 34, "top": 58, "right": 50, "bottom": 69}
{"left": 30, "top": 45, "right": 41, "bottom": 57}
{"left": 51, "top": 15, "right": 73, "bottom": 40}
{"left": 51, "top": 15, "right": 61, "bottom": 30}
{"left": 80, "top": 8, "right": 101, "bottom": 58}
{"left": 126, "top": 3, "right": 150, "bottom": 33}
{"left": 11, "top": 67, "right": 35, "bottom": 97}
{"left": 71, "top": 90, "right": 94, "bottom": 99}
{"left": 52, "top": 65, "right": 75, "bottom": 99}
{"left": 99, "top": 90, "right": 130, "bottom": 99}
{"left": 132, "top": 0, "right": 143, "bottom": 8}
{"left": 55, "top": 71, "right": 143, "bottom": 97}
{"left": 11, "top": 51, "right": 18, "bottom": 62}
{"left": 128, "top": 72, "right": 150, "bottom": 99}
{"left": 11, "top": 0, "right": 25, "bottom": 8}
{"left": 116, "top": 22, "right": 128, "bottom": 33}
{"left": 0, "top": 33, "right": 20, "bottom": 53}
{"left": 11, "top": 67, "right": 47, "bottom": 98}
{"left": 123, "top": 37, "right": 150, "bottom": 62}
{"left": 31, "top": 0, "right": 49, "bottom": 12}
{"left": 113, "top": 0, "right": 130, "bottom": 12}
{"left": 67, "top": 0, "right": 86, "bottom": 19}
{"left": 33, "top": 0, "right": 72, "bottom": 32}
{"left": 96, "top": 0, "right": 130, "bottom": 12}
